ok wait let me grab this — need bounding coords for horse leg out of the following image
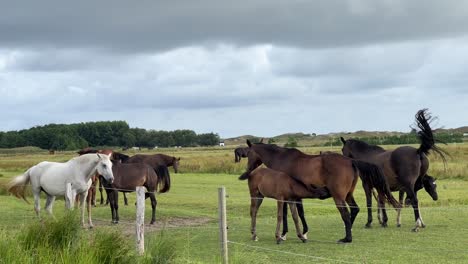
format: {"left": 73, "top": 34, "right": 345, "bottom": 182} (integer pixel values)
{"left": 32, "top": 187, "right": 41, "bottom": 219}
{"left": 289, "top": 203, "right": 307, "bottom": 243}
{"left": 107, "top": 190, "right": 117, "bottom": 224}
{"left": 148, "top": 192, "right": 157, "bottom": 224}
{"left": 364, "top": 184, "right": 373, "bottom": 228}
{"left": 79, "top": 191, "right": 89, "bottom": 228}
{"left": 124, "top": 193, "right": 129, "bottom": 206}
{"left": 334, "top": 197, "right": 352, "bottom": 243}
{"left": 281, "top": 202, "right": 288, "bottom": 240}
{"left": 397, "top": 190, "right": 405, "bottom": 227}
{"left": 87, "top": 190, "right": 94, "bottom": 228}
{"left": 378, "top": 193, "right": 389, "bottom": 227}
{"left": 45, "top": 195, "right": 57, "bottom": 220}
{"left": 276, "top": 200, "right": 284, "bottom": 244}
{"left": 407, "top": 190, "right": 423, "bottom": 232}
{"left": 98, "top": 179, "right": 105, "bottom": 205}
{"left": 296, "top": 200, "right": 308, "bottom": 239}
{"left": 346, "top": 194, "right": 359, "bottom": 226}
{"left": 114, "top": 191, "right": 120, "bottom": 224}
{"left": 250, "top": 196, "right": 263, "bottom": 241}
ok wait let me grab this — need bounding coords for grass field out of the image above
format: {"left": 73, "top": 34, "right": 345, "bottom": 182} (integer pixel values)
{"left": 1, "top": 144, "right": 468, "bottom": 263}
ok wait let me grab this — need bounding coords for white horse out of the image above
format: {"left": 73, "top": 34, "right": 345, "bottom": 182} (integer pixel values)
{"left": 8, "top": 153, "right": 114, "bottom": 228}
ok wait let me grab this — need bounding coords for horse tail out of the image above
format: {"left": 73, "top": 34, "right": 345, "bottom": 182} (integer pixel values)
{"left": 155, "top": 165, "right": 171, "bottom": 193}
{"left": 7, "top": 169, "right": 32, "bottom": 204}
{"left": 352, "top": 160, "right": 400, "bottom": 209}
{"left": 414, "top": 108, "right": 448, "bottom": 165}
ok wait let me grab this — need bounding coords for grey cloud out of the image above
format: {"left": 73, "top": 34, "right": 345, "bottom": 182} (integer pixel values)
{"left": 1, "top": 1, "right": 468, "bottom": 53}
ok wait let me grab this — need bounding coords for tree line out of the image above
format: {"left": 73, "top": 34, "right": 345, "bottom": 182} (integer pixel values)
{"left": 0, "top": 121, "right": 220, "bottom": 150}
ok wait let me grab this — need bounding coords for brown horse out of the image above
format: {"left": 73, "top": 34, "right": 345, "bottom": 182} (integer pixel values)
{"left": 120, "top": 154, "right": 179, "bottom": 205}
{"left": 241, "top": 167, "right": 330, "bottom": 244}
{"left": 239, "top": 140, "right": 399, "bottom": 243}
{"left": 234, "top": 147, "right": 250, "bottom": 162}
{"left": 340, "top": 109, "right": 446, "bottom": 231}
{"left": 100, "top": 161, "right": 171, "bottom": 224}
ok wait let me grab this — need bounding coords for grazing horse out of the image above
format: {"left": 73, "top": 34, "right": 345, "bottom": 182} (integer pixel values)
{"left": 8, "top": 153, "right": 114, "bottom": 228}
{"left": 241, "top": 167, "right": 330, "bottom": 244}
{"left": 340, "top": 109, "right": 446, "bottom": 231}
{"left": 101, "top": 161, "right": 171, "bottom": 224}
{"left": 239, "top": 140, "right": 399, "bottom": 243}
{"left": 234, "top": 147, "right": 250, "bottom": 163}
{"left": 376, "top": 174, "right": 438, "bottom": 227}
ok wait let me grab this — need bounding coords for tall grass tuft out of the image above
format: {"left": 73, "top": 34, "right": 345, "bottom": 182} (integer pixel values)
{"left": 141, "top": 231, "right": 177, "bottom": 264}
{"left": 93, "top": 230, "right": 133, "bottom": 264}
{"left": 19, "top": 211, "right": 80, "bottom": 250}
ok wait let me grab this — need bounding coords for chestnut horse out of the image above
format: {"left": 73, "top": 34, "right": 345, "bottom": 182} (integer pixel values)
{"left": 340, "top": 109, "right": 446, "bottom": 231}
{"left": 234, "top": 147, "right": 250, "bottom": 162}
{"left": 241, "top": 167, "right": 330, "bottom": 244}
{"left": 240, "top": 140, "right": 399, "bottom": 243}
{"left": 101, "top": 161, "right": 171, "bottom": 224}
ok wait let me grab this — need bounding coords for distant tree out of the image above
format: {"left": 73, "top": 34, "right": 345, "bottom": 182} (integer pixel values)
{"left": 284, "top": 136, "right": 298, "bottom": 148}
{"left": 197, "top": 133, "right": 220, "bottom": 146}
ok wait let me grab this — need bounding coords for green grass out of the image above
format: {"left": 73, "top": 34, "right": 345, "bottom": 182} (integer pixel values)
{"left": 1, "top": 145, "right": 468, "bottom": 263}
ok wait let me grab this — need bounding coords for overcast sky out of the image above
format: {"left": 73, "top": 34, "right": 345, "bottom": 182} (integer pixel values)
{"left": 1, "top": 0, "right": 467, "bottom": 138}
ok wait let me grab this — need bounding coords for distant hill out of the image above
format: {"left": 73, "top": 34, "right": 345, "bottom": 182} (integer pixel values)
{"left": 223, "top": 126, "right": 468, "bottom": 147}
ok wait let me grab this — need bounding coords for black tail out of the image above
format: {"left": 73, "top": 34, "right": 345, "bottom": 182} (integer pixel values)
{"left": 352, "top": 160, "right": 400, "bottom": 209}
{"left": 414, "top": 108, "right": 448, "bottom": 165}
{"left": 155, "top": 165, "right": 171, "bottom": 193}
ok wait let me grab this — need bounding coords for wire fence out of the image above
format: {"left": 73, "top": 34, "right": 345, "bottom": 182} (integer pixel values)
{"left": 1, "top": 183, "right": 468, "bottom": 263}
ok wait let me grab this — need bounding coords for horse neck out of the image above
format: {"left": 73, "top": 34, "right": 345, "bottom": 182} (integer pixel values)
{"left": 289, "top": 180, "right": 316, "bottom": 198}
{"left": 253, "top": 145, "right": 301, "bottom": 173}
{"left": 72, "top": 156, "right": 100, "bottom": 182}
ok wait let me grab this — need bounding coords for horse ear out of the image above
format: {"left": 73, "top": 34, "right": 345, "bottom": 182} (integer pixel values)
{"left": 96, "top": 153, "right": 102, "bottom": 160}
{"left": 259, "top": 138, "right": 264, "bottom": 143}
{"left": 340, "top": 137, "right": 346, "bottom": 144}
{"left": 177, "top": 157, "right": 181, "bottom": 161}
{"left": 246, "top": 139, "right": 252, "bottom": 147}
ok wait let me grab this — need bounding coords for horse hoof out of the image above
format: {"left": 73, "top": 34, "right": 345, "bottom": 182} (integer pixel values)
{"left": 302, "top": 233, "right": 308, "bottom": 240}
{"left": 381, "top": 223, "right": 388, "bottom": 228}
{"left": 150, "top": 221, "right": 155, "bottom": 225}
{"left": 412, "top": 228, "right": 419, "bottom": 232}
{"left": 301, "top": 238, "right": 308, "bottom": 243}
{"left": 280, "top": 235, "right": 287, "bottom": 241}
{"left": 252, "top": 236, "right": 258, "bottom": 241}
{"left": 89, "top": 225, "right": 94, "bottom": 229}
{"left": 337, "top": 238, "right": 352, "bottom": 244}
{"left": 421, "top": 224, "right": 426, "bottom": 228}
{"left": 397, "top": 224, "right": 401, "bottom": 228}
{"left": 365, "top": 223, "right": 372, "bottom": 228}
{"left": 276, "top": 239, "right": 283, "bottom": 244}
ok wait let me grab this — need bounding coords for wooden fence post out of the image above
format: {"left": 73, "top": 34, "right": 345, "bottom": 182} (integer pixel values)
{"left": 136, "top": 186, "right": 145, "bottom": 255}
{"left": 218, "top": 186, "right": 228, "bottom": 264}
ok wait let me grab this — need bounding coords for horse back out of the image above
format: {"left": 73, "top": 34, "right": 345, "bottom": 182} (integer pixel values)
{"left": 112, "top": 163, "right": 154, "bottom": 190}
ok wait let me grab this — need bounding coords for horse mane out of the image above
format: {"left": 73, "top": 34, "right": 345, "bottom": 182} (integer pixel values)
{"left": 346, "top": 139, "right": 385, "bottom": 154}
{"left": 255, "top": 143, "right": 305, "bottom": 157}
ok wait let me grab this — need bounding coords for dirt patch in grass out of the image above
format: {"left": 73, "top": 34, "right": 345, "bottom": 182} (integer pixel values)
{"left": 92, "top": 216, "right": 212, "bottom": 235}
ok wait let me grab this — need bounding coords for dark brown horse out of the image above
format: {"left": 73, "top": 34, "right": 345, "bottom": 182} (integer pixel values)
{"left": 240, "top": 140, "right": 399, "bottom": 243}
{"left": 100, "top": 161, "right": 171, "bottom": 224}
{"left": 120, "top": 154, "right": 179, "bottom": 205}
{"left": 340, "top": 109, "right": 446, "bottom": 231}
{"left": 241, "top": 167, "right": 330, "bottom": 244}
{"left": 234, "top": 147, "right": 250, "bottom": 162}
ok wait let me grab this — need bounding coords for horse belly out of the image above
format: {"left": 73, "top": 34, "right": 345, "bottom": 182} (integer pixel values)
{"left": 37, "top": 165, "right": 70, "bottom": 196}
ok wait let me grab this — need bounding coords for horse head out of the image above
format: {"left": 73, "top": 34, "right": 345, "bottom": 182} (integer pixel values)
{"left": 96, "top": 153, "right": 114, "bottom": 184}
{"left": 172, "top": 157, "right": 181, "bottom": 173}
{"left": 423, "top": 175, "right": 438, "bottom": 201}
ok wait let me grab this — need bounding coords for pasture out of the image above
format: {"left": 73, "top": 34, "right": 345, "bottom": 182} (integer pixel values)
{"left": 1, "top": 144, "right": 468, "bottom": 263}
